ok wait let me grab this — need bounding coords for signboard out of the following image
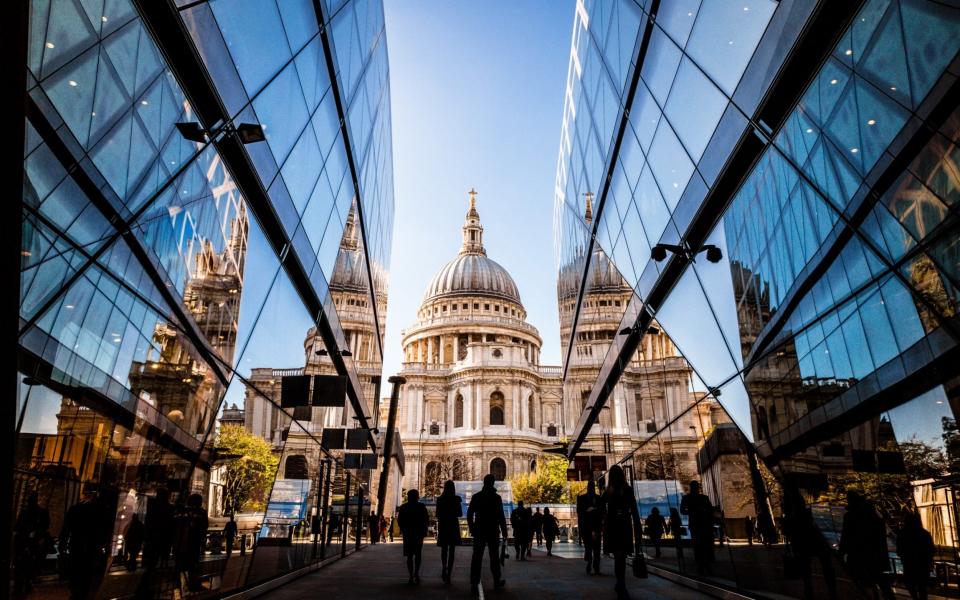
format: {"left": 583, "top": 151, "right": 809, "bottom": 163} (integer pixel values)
{"left": 346, "top": 428, "right": 368, "bottom": 450}
{"left": 280, "top": 375, "right": 311, "bottom": 408}
{"left": 321, "top": 428, "right": 345, "bottom": 450}
{"left": 313, "top": 375, "right": 347, "bottom": 407}
{"left": 259, "top": 479, "right": 312, "bottom": 542}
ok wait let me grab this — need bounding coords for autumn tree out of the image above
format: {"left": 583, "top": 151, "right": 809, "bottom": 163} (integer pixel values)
{"left": 511, "top": 456, "right": 586, "bottom": 504}
{"left": 217, "top": 425, "right": 279, "bottom": 513}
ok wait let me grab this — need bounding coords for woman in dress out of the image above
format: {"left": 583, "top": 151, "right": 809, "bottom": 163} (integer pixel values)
{"left": 602, "top": 466, "right": 641, "bottom": 600}
{"left": 396, "top": 489, "right": 429, "bottom": 584}
{"left": 435, "top": 480, "right": 463, "bottom": 583}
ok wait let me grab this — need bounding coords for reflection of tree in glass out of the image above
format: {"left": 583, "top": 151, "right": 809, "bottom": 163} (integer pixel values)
{"left": 942, "top": 417, "right": 960, "bottom": 473}
{"left": 217, "top": 425, "right": 279, "bottom": 513}
{"left": 511, "top": 456, "right": 586, "bottom": 504}
{"left": 636, "top": 451, "right": 689, "bottom": 483}
{"left": 820, "top": 437, "right": 947, "bottom": 525}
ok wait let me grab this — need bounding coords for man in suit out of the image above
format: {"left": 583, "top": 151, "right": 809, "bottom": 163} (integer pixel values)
{"left": 467, "top": 474, "right": 508, "bottom": 595}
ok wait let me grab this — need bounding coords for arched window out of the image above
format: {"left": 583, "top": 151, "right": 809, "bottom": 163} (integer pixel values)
{"left": 527, "top": 394, "right": 536, "bottom": 428}
{"left": 529, "top": 459, "right": 537, "bottom": 473}
{"left": 490, "top": 392, "right": 505, "bottom": 426}
{"left": 284, "top": 455, "right": 308, "bottom": 480}
{"left": 455, "top": 394, "right": 464, "bottom": 428}
{"left": 490, "top": 457, "right": 507, "bottom": 481}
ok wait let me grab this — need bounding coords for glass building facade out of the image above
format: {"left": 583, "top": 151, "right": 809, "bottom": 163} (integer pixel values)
{"left": 14, "top": 0, "right": 394, "bottom": 598}
{"left": 555, "top": 0, "right": 960, "bottom": 597}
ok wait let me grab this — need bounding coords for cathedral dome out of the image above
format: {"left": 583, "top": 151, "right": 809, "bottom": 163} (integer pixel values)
{"left": 557, "top": 194, "right": 630, "bottom": 301}
{"left": 422, "top": 189, "right": 523, "bottom": 307}
{"left": 424, "top": 253, "right": 521, "bottom": 304}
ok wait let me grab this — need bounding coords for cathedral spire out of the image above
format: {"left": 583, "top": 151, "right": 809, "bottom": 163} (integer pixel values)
{"left": 584, "top": 191, "right": 594, "bottom": 226}
{"left": 460, "top": 188, "right": 486, "bottom": 256}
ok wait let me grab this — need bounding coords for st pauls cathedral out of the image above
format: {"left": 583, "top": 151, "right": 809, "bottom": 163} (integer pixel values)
{"left": 239, "top": 190, "right": 727, "bottom": 500}
{"left": 397, "top": 191, "right": 726, "bottom": 494}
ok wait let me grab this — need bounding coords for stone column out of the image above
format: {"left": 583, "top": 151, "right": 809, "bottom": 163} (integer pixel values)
{"left": 475, "top": 381, "right": 483, "bottom": 431}
{"left": 453, "top": 335, "right": 460, "bottom": 362}
{"left": 415, "top": 387, "right": 425, "bottom": 433}
{"left": 427, "top": 337, "right": 434, "bottom": 365}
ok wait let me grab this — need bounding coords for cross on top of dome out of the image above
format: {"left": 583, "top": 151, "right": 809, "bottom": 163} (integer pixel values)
{"left": 461, "top": 188, "right": 485, "bottom": 256}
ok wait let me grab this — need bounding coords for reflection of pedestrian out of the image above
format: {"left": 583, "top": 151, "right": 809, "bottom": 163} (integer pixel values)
{"left": 173, "top": 494, "right": 209, "bottom": 592}
{"left": 368, "top": 512, "right": 380, "bottom": 545}
{"left": 143, "top": 487, "right": 174, "bottom": 568}
{"left": 603, "top": 466, "right": 641, "bottom": 600}
{"left": 224, "top": 514, "right": 238, "bottom": 558}
{"left": 14, "top": 492, "right": 50, "bottom": 595}
{"left": 327, "top": 514, "right": 340, "bottom": 545}
{"left": 577, "top": 480, "right": 604, "bottom": 574}
{"left": 782, "top": 488, "right": 837, "bottom": 600}
{"left": 380, "top": 516, "right": 388, "bottom": 543}
{"left": 59, "top": 490, "right": 113, "bottom": 600}
{"left": 467, "top": 474, "right": 507, "bottom": 595}
{"left": 124, "top": 514, "right": 145, "bottom": 571}
{"left": 397, "top": 489, "right": 428, "bottom": 584}
{"left": 839, "top": 491, "right": 893, "bottom": 600}
{"left": 389, "top": 516, "right": 395, "bottom": 542}
{"left": 436, "top": 481, "right": 462, "bottom": 583}
{"left": 745, "top": 515, "right": 755, "bottom": 546}
{"left": 646, "top": 507, "right": 666, "bottom": 559}
{"left": 680, "top": 481, "right": 714, "bottom": 575}
{"left": 758, "top": 508, "right": 777, "bottom": 546}
{"left": 510, "top": 501, "right": 530, "bottom": 561}
{"left": 897, "top": 512, "right": 934, "bottom": 600}
{"left": 542, "top": 507, "right": 560, "bottom": 556}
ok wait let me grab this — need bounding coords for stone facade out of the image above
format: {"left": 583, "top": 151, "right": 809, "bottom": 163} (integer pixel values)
{"left": 400, "top": 192, "right": 724, "bottom": 496}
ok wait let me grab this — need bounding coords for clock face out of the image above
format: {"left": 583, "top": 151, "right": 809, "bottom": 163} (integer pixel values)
{"left": 492, "top": 348, "right": 503, "bottom": 358}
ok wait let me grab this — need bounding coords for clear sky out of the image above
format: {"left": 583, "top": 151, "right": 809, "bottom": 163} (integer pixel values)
{"left": 380, "top": 0, "right": 575, "bottom": 378}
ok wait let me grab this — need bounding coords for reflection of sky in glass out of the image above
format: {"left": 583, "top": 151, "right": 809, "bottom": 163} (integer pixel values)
{"left": 886, "top": 386, "right": 951, "bottom": 451}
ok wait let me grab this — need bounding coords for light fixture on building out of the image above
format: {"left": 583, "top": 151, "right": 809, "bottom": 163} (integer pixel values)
{"left": 176, "top": 121, "right": 266, "bottom": 144}
{"left": 651, "top": 243, "right": 722, "bottom": 263}
{"left": 315, "top": 348, "right": 353, "bottom": 357}
{"left": 618, "top": 325, "right": 660, "bottom": 336}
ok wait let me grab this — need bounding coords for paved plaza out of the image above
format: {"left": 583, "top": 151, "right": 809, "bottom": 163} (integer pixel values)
{"left": 259, "top": 542, "right": 709, "bottom": 600}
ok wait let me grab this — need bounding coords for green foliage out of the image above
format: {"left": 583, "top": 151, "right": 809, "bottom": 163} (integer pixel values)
{"left": 217, "top": 425, "right": 278, "bottom": 513}
{"left": 510, "top": 456, "right": 586, "bottom": 504}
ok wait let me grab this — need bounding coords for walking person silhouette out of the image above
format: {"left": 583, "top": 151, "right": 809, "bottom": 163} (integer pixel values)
{"left": 510, "top": 501, "right": 530, "bottom": 561}
{"left": 542, "top": 507, "right": 560, "bottom": 556}
{"left": 397, "top": 489, "right": 429, "bottom": 584}
{"left": 603, "top": 466, "right": 642, "bottom": 600}
{"left": 436, "top": 480, "right": 463, "bottom": 583}
{"left": 467, "top": 474, "right": 507, "bottom": 596}
{"left": 577, "top": 479, "right": 604, "bottom": 574}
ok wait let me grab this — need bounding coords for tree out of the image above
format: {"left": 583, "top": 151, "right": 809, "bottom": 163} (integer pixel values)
{"left": 635, "top": 450, "right": 689, "bottom": 483}
{"left": 217, "top": 425, "right": 279, "bottom": 513}
{"left": 511, "top": 456, "right": 586, "bottom": 504}
{"left": 422, "top": 453, "right": 474, "bottom": 498}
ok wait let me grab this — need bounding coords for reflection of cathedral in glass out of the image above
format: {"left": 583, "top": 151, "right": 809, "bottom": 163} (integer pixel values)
{"left": 244, "top": 199, "right": 386, "bottom": 444}
{"left": 556, "top": 195, "right": 728, "bottom": 485}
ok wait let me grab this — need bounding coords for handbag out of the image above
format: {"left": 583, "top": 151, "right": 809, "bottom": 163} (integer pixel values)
{"left": 632, "top": 549, "right": 648, "bottom": 579}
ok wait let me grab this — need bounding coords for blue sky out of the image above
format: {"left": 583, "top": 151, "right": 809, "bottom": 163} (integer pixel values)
{"left": 380, "top": 0, "right": 575, "bottom": 377}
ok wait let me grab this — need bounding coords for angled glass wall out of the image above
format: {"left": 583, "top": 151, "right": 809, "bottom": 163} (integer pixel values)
{"left": 556, "top": 0, "right": 960, "bottom": 597}
{"left": 15, "top": 0, "right": 394, "bottom": 598}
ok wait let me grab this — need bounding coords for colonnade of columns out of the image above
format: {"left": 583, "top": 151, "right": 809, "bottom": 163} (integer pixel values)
{"left": 404, "top": 333, "right": 541, "bottom": 365}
